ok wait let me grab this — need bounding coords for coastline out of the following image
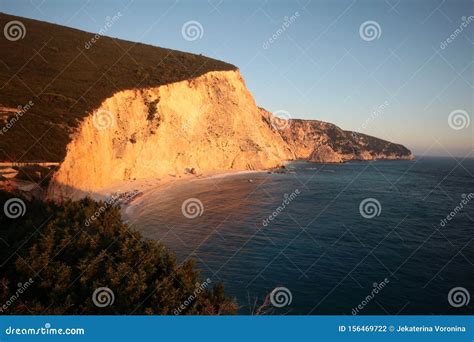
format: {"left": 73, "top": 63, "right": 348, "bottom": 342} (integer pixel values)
{"left": 102, "top": 169, "right": 265, "bottom": 220}
{"left": 116, "top": 157, "right": 417, "bottom": 220}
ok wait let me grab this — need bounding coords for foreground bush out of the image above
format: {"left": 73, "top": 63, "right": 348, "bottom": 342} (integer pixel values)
{"left": 0, "top": 191, "right": 237, "bottom": 314}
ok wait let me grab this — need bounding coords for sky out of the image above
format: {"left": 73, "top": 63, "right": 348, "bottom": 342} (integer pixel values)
{"left": 1, "top": 0, "right": 473, "bottom": 157}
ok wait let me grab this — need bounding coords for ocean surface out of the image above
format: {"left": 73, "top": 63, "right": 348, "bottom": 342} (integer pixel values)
{"left": 127, "top": 157, "right": 474, "bottom": 315}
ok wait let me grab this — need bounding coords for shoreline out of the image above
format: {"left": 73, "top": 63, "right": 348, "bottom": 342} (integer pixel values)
{"left": 103, "top": 169, "right": 265, "bottom": 220}
{"left": 115, "top": 157, "right": 416, "bottom": 219}
{"left": 0, "top": 158, "right": 416, "bottom": 206}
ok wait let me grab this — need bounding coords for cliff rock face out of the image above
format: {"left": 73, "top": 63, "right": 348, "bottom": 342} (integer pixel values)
{"left": 47, "top": 70, "right": 292, "bottom": 200}
{"left": 48, "top": 70, "right": 413, "bottom": 200}
{"left": 262, "top": 115, "right": 413, "bottom": 163}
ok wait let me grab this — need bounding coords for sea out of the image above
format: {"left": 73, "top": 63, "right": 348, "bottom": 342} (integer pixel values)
{"left": 127, "top": 157, "right": 474, "bottom": 315}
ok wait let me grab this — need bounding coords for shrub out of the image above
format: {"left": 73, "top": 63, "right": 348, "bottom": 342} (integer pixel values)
{"left": 146, "top": 99, "right": 159, "bottom": 122}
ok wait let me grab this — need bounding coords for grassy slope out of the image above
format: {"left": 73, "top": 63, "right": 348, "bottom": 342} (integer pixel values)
{"left": 0, "top": 12, "right": 236, "bottom": 162}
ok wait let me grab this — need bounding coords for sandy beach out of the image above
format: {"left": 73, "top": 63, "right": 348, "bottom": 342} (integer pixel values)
{"left": 96, "top": 169, "right": 264, "bottom": 219}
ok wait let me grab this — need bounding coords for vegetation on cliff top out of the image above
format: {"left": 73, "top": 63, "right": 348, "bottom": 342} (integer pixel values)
{"left": 0, "top": 12, "right": 236, "bottom": 162}
{"left": 0, "top": 190, "right": 237, "bottom": 314}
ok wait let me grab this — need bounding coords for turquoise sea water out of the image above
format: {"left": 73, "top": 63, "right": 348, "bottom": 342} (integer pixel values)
{"left": 128, "top": 157, "right": 474, "bottom": 314}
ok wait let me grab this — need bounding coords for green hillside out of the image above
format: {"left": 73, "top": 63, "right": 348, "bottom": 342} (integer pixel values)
{"left": 0, "top": 12, "right": 235, "bottom": 162}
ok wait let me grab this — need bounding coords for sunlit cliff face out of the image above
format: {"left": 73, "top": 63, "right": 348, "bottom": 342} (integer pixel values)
{"left": 47, "top": 70, "right": 412, "bottom": 201}
{"left": 47, "top": 70, "right": 292, "bottom": 200}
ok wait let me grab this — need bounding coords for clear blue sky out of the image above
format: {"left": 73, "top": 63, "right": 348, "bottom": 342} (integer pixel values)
{"left": 1, "top": 0, "right": 473, "bottom": 157}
